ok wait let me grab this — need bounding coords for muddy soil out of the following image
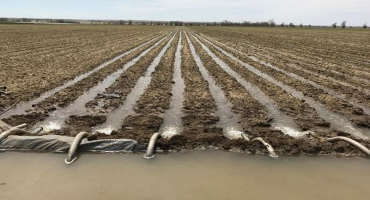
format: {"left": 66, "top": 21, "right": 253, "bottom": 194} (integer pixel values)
{"left": 0, "top": 26, "right": 168, "bottom": 111}
{"left": 194, "top": 29, "right": 370, "bottom": 90}
{"left": 2, "top": 36, "right": 167, "bottom": 129}
{"left": 191, "top": 27, "right": 370, "bottom": 78}
{"left": 102, "top": 35, "right": 179, "bottom": 142}
{"left": 204, "top": 38, "right": 370, "bottom": 128}
{"left": 61, "top": 36, "right": 172, "bottom": 135}
{"left": 188, "top": 35, "right": 272, "bottom": 134}
{"left": 196, "top": 34, "right": 370, "bottom": 129}
{"left": 194, "top": 35, "right": 329, "bottom": 134}
{"left": 1, "top": 28, "right": 369, "bottom": 158}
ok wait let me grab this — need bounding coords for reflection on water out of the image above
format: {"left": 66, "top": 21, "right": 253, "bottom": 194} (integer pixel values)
{"left": 0, "top": 151, "right": 369, "bottom": 200}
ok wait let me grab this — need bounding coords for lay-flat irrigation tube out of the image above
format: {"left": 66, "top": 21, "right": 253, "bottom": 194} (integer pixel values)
{"left": 0, "top": 124, "right": 27, "bottom": 142}
{"left": 194, "top": 33, "right": 370, "bottom": 140}
{"left": 196, "top": 33, "right": 370, "bottom": 116}
{"left": 1, "top": 34, "right": 166, "bottom": 119}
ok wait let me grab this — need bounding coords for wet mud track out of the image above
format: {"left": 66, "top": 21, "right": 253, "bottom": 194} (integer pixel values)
{"left": 1, "top": 27, "right": 370, "bottom": 158}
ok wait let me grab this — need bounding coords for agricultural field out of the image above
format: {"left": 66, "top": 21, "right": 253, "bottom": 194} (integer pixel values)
{"left": 1, "top": 25, "right": 369, "bottom": 157}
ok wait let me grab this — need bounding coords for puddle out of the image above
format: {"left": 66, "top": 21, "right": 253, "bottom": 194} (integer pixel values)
{"left": 160, "top": 32, "right": 185, "bottom": 139}
{"left": 186, "top": 33, "right": 243, "bottom": 140}
{"left": 200, "top": 34, "right": 370, "bottom": 140}
{"left": 1, "top": 35, "right": 162, "bottom": 119}
{"left": 34, "top": 35, "right": 169, "bottom": 131}
{"left": 193, "top": 35, "right": 306, "bottom": 138}
{"left": 94, "top": 33, "right": 177, "bottom": 134}
{"left": 0, "top": 151, "right": 369, "bottom": 200}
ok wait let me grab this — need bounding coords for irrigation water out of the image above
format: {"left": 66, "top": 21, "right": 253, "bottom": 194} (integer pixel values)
{"left": 0, "top": 151, "right": 369, "bottom": 200}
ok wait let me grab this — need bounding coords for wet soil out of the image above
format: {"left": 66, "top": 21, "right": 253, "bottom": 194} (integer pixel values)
{"left": 2, "top": 36, "right": 166, "bottom": 128}
{"left": 194, "top": 29, "right": 370, "bottom": 92}
{"left": 0, "top": 25, "right": 169, "bottom": 111}
{"left": 188, "top": 35, "right": 271, "bottom": 135}
{"left": 1, "top": 27, "right": 369, "bottom": 158}
{"left": 105, "top": 34, "right": 179, "bottom": 141}
{"left": 206, "top": 39, "right": 370, "bottom": 128}
{"left": 195, "top": 35, "right": 330, "bottom": 134}
{"left": 191, "top": 27, "right": 370, "bottom": 80}
{"left": 196, "top": 34, "right": 370, "bottom": 129}
{"left": 61, "top": 36, "right": 172, "bottom": 136}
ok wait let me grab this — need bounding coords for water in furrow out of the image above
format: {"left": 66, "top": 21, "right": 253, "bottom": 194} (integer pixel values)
{"left": 192, "top": 34, "right": 308, "bottom": 138}
{"left": 201, "top": 35, "right": 370, "bottom": 116}
{"left": 1, "top": 34, "right": 164, "bottom": 119}
{"left": 185, "top": 33, "right": 243, "bottom": 140}
{"left": 248, "top": 56, "right": 370, "bottom": 116}
{"left": 94, "top": 33, "right": 177, "bottom": 135}
{"left": 34, "top": 34, "right": 170, "bottom": 132}
{"left": 159, "top": 32, "right": 185, "bottom": 139}
{"left": 197, "top": 34, "right": 370, "bottom": 140}
{"left": 198, "top": 33, "right": 370, "bottom": 95}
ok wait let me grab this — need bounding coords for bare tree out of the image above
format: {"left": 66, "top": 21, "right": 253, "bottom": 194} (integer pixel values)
{"left": 363, "top": 23, "right": 368, "bottom": 29}
{"left": 341, "top": 21, "right": 346, "bottom": 28}
{"left": 332, "top": 22, "right": 337, "bottom": 28}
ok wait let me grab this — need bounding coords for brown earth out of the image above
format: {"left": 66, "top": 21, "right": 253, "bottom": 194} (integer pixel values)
{"left": 1, "top": 26, "right": 369, "bottom": 158}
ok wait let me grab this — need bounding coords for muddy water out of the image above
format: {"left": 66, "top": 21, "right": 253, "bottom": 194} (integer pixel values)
{"left": 193, "top": 34, "right": 306, "bottom": 138}
{"left": 0, "top": 152, "right": 369, "bottom": 200}
{"left": 1, "top": 35, "right": 162, "bottom": 119}
{"left": 94, "top": 33, "right": 177, "bottom": 134}
{"left": 186, "top": 33, "right": 243, "bottom": 140}
{"left": 34, "top": 35, "right": 169, "bottom": 132}
{"left": 199, "top": 34, "right": 370, "bottom": 140}
{"left": 160, "top": 32, "right": 185, "bottom": 139}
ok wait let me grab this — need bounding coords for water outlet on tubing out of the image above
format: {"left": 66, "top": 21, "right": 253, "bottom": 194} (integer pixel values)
{"left": 65, "top": 132, "right": 91, "bottom": 165}
{"left": 144, "top": 132, "right": 162, "bottom": 159}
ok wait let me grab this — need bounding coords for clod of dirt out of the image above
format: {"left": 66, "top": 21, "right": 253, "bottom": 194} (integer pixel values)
{"left": 66, "top": 115, "right": 107, "bottom": 129}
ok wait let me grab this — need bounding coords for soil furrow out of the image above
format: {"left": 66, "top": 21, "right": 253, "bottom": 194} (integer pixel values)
{"left": 1, "top": 35, "right": 164, "bottom": 120}
{"left": 157, "top": 32, "right": 223, "bottom": 150}
{"left": 193, "top": 33, "right": 328, "bottom": 135}
{"left": 92, "top": 33, "right": 177, "bottom": 135}
{"left": 195, "top": 31, "right": 370, "bottom": 85}
{"left": 32, "top": 34, "right": 171, "bottom": 133}
{"left": 159, "top": 32, "right": 185, "bottom": 139}
{"left": 198, "top": 34, "right": 370, "bottom": 140}
{"left": 198, "top": 35, "right": 370, "bottom": 123}
{"left": 191, "top": 34, "right": 311, "bottom": 138}
{"left": 186, "top": 33, "right": 244, "bottom": 140}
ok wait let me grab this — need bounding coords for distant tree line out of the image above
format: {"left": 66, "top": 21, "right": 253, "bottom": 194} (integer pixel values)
{"left": 0, "top": 17, "right": 368, "bottom": 29}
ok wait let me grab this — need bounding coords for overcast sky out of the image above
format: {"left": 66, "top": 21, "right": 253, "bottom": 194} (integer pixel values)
{"left": 1, "top": 0, "right": 369, "bottom": 26}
